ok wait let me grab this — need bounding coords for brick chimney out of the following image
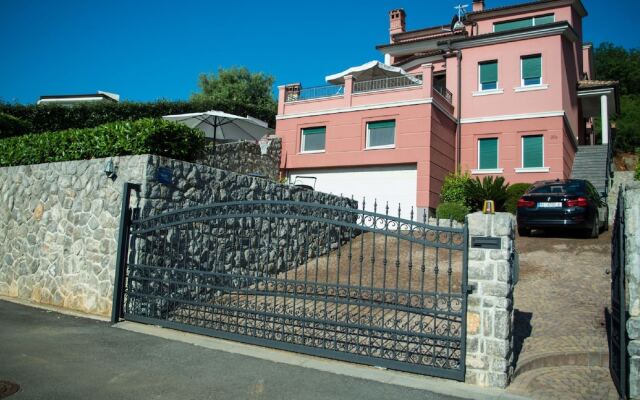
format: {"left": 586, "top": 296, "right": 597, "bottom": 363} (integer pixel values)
{"left": 389, "top": 9, "right": 406, "bottom": 42}
{"left": 472, "top": 0, "right": 485, "bottom": 12}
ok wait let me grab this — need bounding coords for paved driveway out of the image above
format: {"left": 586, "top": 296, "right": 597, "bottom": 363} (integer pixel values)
{"left": 507, "top": 230, "right": 618, "bottom": 399}
{"left": 0, "top": 300, "right": 468, "bottom": 400}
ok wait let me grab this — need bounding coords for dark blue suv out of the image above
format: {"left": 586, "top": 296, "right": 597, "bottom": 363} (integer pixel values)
{"left": 516, "top": 179, "right": 608, "bottom": 238}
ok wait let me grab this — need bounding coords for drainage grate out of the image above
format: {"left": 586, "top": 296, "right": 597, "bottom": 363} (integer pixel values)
{"left": 0, "top": 381, "right": 20, "bottom": 399}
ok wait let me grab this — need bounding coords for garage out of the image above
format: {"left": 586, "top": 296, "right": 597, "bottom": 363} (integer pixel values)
{"left": 288, "top": 164, "right": 417, "bottom": 219}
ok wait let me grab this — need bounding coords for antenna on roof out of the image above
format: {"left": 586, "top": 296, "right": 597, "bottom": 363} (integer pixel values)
{"left": 452, "top": 4, "right": 468, "bottom": 31}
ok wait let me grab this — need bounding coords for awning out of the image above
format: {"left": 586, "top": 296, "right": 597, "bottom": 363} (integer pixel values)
{"left": 325, "top": 60, "right": 419, "bottom": 84}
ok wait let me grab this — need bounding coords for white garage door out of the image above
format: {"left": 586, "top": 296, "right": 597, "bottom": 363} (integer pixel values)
{"left": 289, "top": 165, "right": 417, "bottom": 219}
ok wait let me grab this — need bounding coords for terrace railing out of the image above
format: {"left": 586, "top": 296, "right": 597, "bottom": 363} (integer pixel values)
{"left": 353, "top": 74, "right": 423, "bottom": 93}
{"left": 285, "top": 84, "right": 344, "bottom": 102}
{"left": 433, "top": 85, "right": 453, "bottom": 104}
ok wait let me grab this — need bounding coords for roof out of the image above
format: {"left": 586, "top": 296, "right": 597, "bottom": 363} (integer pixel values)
{"left": 467, "top": 0, "right": 587, "bottom": 19}
{"left": 392, "top": 49, "right": 445, "bottom": 67}
{"left": 377, "top": 32, "right": 463, "bottom": 50}
{"left": 38, "top": 91, "right": 120, "bottom": 103}
{"left": 578, "top": 80, "right": 618, "bottom": 90}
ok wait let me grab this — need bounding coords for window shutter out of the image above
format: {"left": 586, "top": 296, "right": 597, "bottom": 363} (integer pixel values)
{"left": 368, "top": 121, "right": 395, "bottom": 129}
{"left": 494, "top": 18, "right": 533, "bottom": 32}
{"left": 480, "top": 62, "right": 498, "bottom": 84}
{"left": 535, "top": 15, "right": 555, "bottom": 25}
{"left": 523, "top": 135, "right": 543, "bottom": 168}
{"left": 303, "top": 127, "right": 326, "bottom": 135}
{"left": 479, "top": 138, "right": 498, "bottom": 169}
{"left": 522, "top": 56, "right": 542, "bottom": 80}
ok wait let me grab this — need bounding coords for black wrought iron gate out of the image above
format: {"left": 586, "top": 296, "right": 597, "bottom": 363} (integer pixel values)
{"left": 112, "top": 184, "right": 469, "bottom": 381}
{"left": 610, "top": 187, "right": 629, "bottom": 399}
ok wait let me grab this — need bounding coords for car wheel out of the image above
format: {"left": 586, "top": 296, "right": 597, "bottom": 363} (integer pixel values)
{"left": 518, "top": 226, "right": 530, "bottom": 237}
{"left": 589, "top": 214, "right": 599, "bottom": 239}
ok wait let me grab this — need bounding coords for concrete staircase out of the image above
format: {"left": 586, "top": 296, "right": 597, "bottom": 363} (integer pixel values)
{"left": 571, "top": 145, "right": 610, "bottom": 195}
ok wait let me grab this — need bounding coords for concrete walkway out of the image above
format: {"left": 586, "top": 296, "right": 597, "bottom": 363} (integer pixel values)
{"left": 0, "top": 300, "right": 523, "bottom": 400}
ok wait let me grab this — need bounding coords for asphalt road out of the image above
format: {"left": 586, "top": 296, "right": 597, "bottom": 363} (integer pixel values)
{"left": 0, "top": 300, "right": 463, "bottom": 400}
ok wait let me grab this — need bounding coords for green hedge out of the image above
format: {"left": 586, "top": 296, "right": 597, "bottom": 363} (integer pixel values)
{"left": 436, "top": 202, "right": 470, "bottom": 222}
{"left": 0, "top": 112, "right": 32, "bottom": 138}
{"left": 440, "top": 172, "right": 472, "bottom": 206}
{"left": 0, "top": 98, "right": 276, "bottom": 136}
{"left": 0, "top": 118, "right": 205, "bottom": 167}
{"left": 505, "top": 183, "right": 533, "bottom": 214}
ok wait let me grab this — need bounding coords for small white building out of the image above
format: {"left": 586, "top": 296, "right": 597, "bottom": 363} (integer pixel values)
{"left": 37, "top": 91, "right": 120, "bottom": 105}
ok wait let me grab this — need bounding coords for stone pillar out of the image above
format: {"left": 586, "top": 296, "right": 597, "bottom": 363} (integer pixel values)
{"left": 601, "top": 94, "right": 609, "bottom": 145}
{"left": 343, "top": 75, "right": 353, "bottom": 108}
{"left": 465, "top": 212, "right": 516, "bottom": 388}
{"left": 624, "top": 183, "right": 640, "bottom": 399}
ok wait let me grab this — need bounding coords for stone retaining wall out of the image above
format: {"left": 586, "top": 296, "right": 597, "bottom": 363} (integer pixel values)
{"left": 196, "top": 136, "right": 281, "bottom": 181}
{"left": 0, "top": 153, "right": 350, "bottom": 317}
{"left": 623, "top": 182, "right": 640, "bottom": 399}
{"left": 465, "top": 212, "right": 517, "bottom": 388}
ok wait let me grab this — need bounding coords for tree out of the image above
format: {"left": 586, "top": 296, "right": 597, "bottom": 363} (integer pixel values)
{"left": 594, "top": 43, "right": 640, "bottom": 152}
{"left": 594, "top": 42, "right": 640, "bottom": 95}
{"left": 191, "top": 67, "right": 277, "bottom": 112}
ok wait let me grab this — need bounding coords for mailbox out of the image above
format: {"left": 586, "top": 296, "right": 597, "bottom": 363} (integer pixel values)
{"left": 470, "top": 236, "right": 502, "bottom": 249}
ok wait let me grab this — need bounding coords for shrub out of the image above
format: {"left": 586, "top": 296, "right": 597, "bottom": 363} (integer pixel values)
{"left": 440, "top": 172, "right": 472, "bottom": 206}
{"left": 436, "top": 202, "right": 470, "bottom": 222}
{"left": 505, "top": 183, "right": 533, "bottom": 214}
{"left": 466, "top": 176, "right": 510, "bottom": 212}
{"left": 0, "top": 98, "right": 276, "bottom": 136}
{"left": 0, "top": 118, "right": 205, "bottom": 167}
{"left": 0, "top": 112, "right": 32, "bottom": 138}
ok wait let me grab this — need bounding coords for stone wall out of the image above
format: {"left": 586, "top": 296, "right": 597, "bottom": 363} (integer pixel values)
{"left": 465, "top": 212, "right": 517, "bottom": 388}
{"left": 196, "top": 136, "right": 281, "bottom": 181}
{"left": 623, "top": 182, "right": 640, "bottom": 399}
{"left": 0, "top": 156, "right": 149, "bottom": 316}
{"left": 0, "top": 152, "right": 352, "bottom": 318}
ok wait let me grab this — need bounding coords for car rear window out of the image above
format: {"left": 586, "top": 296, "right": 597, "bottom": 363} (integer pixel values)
{"left": 528, "top": 182, "right": 585, "bottom": 195}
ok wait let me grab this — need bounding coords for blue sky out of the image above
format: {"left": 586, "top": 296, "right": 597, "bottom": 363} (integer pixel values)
{"left": 0, "top": 0, "right": 637, "bottom": 104}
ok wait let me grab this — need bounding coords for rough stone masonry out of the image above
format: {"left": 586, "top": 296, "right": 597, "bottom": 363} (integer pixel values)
{"left": 465, "top": 212, "right": 517, "bottom": 388}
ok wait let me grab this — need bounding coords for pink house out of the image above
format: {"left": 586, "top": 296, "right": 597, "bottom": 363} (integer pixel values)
{"left": 275, "top": 0, "right": 618, "bottom": 218}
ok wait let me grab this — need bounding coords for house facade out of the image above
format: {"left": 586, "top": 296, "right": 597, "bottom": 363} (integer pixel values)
{"left": 275, "top": 0, "right": 617, "bottom": 218}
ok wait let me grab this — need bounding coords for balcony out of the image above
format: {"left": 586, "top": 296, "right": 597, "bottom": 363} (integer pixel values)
{"left": 278, "top": 64, "right": 454, "bottom": 118}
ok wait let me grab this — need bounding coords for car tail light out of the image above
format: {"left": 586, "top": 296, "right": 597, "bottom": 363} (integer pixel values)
{"left": 517, "top": 198, "right": 535, "bottom": 208}
{"left": 566, "top": 197, "right": 588, "bottom": 207}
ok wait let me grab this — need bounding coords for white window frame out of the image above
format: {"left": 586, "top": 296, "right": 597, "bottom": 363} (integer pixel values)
{"left": 365, "top": 120, "right": 396, "bottom": 150}
{"left": 300, "top": 127, "right": 326, "bottom": 154}
{"left": 515, "top": 134, "right": 550, "bottom": 173}
{"left": 520, "top": 54, "right": 543, "bottom": 88}
{"left": 471, "top": 137, "right": 503, "bottom": 174}
{"left": 478, "top": 61, "right": 499, "bottom": 92}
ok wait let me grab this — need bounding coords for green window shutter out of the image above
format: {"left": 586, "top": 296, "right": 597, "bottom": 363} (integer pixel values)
{"left": 479, "top": 138, "right": 498, "bottom": 170}
{"left": 534, "top": 15, "right": 555, "bottom": 25}
{"left": 368, "top": 120, "right": 395, "bottom": 129}
{"left": 494, "top": 18, "right": 533, "bottom": 32}
{"left": 522, "top": 56, "right": 542, "bottom": 80}
{"left": 302, "top": 127, "right": 326, "bottom": 151}
{"left": 523, "top": 135, "right": 543, "bottom": 168}
{"left": 480, "top": 62, "right": 498, "bottom": 84}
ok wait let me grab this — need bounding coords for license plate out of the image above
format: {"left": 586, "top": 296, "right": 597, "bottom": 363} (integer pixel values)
{"left": 538, "top": 202, "right": 562, "bottom": 208}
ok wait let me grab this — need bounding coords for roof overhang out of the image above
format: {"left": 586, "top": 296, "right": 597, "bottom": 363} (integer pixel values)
{"left": 577, "top": 85, "right": 620, "bottom": 117}
{"left": 438, "top": 22, "right": 578, "bottom": 50}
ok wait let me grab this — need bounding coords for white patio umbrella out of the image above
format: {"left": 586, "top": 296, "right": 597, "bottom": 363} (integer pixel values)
{"left": 162, "top": 110, "right": 273, "bottom": 155}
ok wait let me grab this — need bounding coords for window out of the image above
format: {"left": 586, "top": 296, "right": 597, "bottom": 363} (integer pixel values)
{"left": 479, "top": 61, "right": 498, "bottom": 91}
{"left": 366, "top": 120, "right": 395, "bottom": 149}
{"left": 493, "top": 14, "right": 555, "bottom": 32}
{"left": 478, "top": 138, "right": 499, "bottom": 170}
{"left": 521, "top": 55, "right": 542, "bottom": 86}
{"left": 522, "top": 135, "right": 544, "bottom": 168}
{"left": 301, "top": 126, "right": 326, "bottom": 152}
